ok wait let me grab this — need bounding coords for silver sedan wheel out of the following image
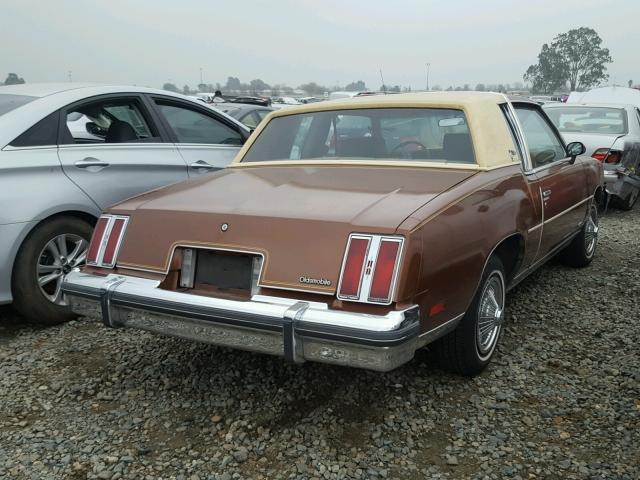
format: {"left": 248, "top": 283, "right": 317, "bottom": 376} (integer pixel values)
{"left": 37, "top": 234, "right": 88, "bottom": 305}
{"left": 476, "top": 270, "right": 505, "bottom": 360}
{"left": 585, "top": 203, "right": 599, "bottom": 259}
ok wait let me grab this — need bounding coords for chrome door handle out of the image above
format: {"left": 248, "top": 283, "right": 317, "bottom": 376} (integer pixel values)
{"left": 542, "top": 189, "right": 552, "bottom": 199}
{"left": 189, "top": 160, "right": 217, "bottom": 170}
{"left": 74, "top": 158, "right": 110, "bottom": 168}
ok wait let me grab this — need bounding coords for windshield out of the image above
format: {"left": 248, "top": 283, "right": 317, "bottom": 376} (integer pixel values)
{"left": 241, "top": 108, "right": 475, "bottom": 164}
{"left": 544, "top": 106, "right": 628, "bottom": 135}
{"left": 0, "top": 94, "right": 36, "bottom": 116}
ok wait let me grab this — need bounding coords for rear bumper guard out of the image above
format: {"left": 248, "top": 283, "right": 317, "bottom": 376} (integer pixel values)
{"left": 62, "top": 270, "right": 421, "bottom": 372}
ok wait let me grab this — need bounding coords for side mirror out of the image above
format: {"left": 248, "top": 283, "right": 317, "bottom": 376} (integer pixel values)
{"left": 566, "top": 141, "right": 586, "bottom": 162}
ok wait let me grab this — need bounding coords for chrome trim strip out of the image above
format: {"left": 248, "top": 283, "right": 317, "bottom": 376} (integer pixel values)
{"left": 57, "top": 143, "right": 174, "bottom": 150}
{"left": 527, "top": 195, "right": 592, "bottom": 234}
{"left": 176, "top": 143, "right": 241, "bottom": 149}
{"left": 526, "top": 158, "right": 573, "bottom": 176}
{"left": 2, "top": 144, "right": 57, "bottom": 151}
{"left": 418, "top": 313, "right": 464, "bottom": 345}
{"left": 543, "top": 196, "right": 592, "bottom": 226}
{"left": 359, "top": 235, "right": 381, "bottom": 301}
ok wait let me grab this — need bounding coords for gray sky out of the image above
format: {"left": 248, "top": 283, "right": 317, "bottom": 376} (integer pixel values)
{"left": 2, "top": 0, "right": 639, "bottom": 90}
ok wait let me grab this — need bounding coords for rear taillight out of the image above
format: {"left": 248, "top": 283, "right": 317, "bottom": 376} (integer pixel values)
{"left": 592, "top": 148, "right": 621, "bottom": 164}
{"left": 86, "top": 215, "right": 129, "bottom": 268}
{"left": 86, "top": 217, "right": 108, "bottom": 264}
{"left": 337, "top": 234, "right": 404, "bottom": 305}
{"left": 368, "top": 239, "right": 402, "bottom": 303}
{"left": 101, "top": 218, "right": 126, "bottom": 267}
{"left": 337, "top": 236, "right": 370, "bottom": 299}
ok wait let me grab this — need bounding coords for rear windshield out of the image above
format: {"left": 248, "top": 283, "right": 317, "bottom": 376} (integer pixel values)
{"left": 544, "top": 106, "right": 628, "bottom": 135}
{"left": 241, "top": 108, "right": 476, "bottom": 164}
{"left": 0, "top": 94, "right": 36, "bottom": 116}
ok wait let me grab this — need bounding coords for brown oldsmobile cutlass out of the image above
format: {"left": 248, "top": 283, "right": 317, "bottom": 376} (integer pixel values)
{"left": 62, "top": 92, "right": 603, "bottom": 375}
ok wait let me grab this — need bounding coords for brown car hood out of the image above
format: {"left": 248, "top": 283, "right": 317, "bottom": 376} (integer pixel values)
{"left": 111, "top": 165, "right": 475, "bottom": 294}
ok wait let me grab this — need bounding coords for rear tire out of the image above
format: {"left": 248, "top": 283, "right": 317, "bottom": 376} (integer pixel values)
{"left": 432, "top": 256, "right": 506, "bottom": 376}
{"left": 12, "top": 217, "right": 92, "bottom": 325}
{"left": 560, "top": 201, "right": 598, "bottom": 268}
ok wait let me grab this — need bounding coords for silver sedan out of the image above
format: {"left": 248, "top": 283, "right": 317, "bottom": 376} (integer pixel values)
{"left": 544, "top": 102, "right": 640, "bottom": 210}
{"left": 0, "top": 83, "right": 250, "bottom": 324}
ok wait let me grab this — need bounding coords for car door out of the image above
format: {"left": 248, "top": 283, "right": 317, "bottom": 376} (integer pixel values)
{"left": 57, "top": 94, "right": 187, "bottom": 210}
{"left": 513, "top": 103, "right": 589, "bottom": 258}
{"left": 149, "top": 96, "right": 247, "bottom": 176}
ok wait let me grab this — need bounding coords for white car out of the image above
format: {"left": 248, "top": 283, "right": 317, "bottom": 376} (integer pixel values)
{"left": 270, "top": 96, "right": 302, "bottom": 110}
{"left": 544, "top": 102, "right": 640, "bottom": 210}
{"left": 0, "top": 83, "right": 250, "bottom": 323}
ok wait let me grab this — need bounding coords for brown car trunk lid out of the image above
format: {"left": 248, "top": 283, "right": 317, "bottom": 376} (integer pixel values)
{"left": 111, "top": 165, "right": 475, "bottom": 295}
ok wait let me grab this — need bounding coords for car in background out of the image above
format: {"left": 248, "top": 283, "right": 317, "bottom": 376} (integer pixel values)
{"left": 213, "top": 103, "right": 274, "bottom": 129}
{"left": 270, "top": 96, "right": 302, "bottom": 109}
{"left": 188, "top": 95, "right": 209, "bottom": 104}
{"left": 299, "top": 97, "right": 322, "bottom": 104}
{"left": 63, "top": 92, "right": 602, "bottom": 375}
{"left": 226, "top": 96, "right": 271, "bottom": 107}
{"left": 0, "top": 83, "right": 250, "bottom": 324}
{"left": 544, "top": 103, "right": 640, "bottom": 210}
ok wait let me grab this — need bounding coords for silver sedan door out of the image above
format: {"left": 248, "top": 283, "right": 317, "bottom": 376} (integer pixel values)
{"left": 57, "top": 95, "right": 188, "bottom": 210}
{"left": 150, "top": 97, "right": 246, "bottom": 176}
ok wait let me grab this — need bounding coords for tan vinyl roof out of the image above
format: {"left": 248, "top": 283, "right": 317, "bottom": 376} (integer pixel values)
{"left": 232, "top": 92, "right": 519, "bottom": 170}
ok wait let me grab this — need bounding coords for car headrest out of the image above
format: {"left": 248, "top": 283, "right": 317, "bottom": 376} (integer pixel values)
{"left": 442, "top": 133, "right": 474, "bottom": 163}
{"left": 105, "top": 119, "right": 138, "bottom": 143}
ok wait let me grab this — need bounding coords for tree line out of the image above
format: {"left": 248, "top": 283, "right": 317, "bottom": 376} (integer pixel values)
{"left": 162, "top": 78, "right": 371, "bottom": 96}
{"left": 163, "top": 78, "right": 530, "bottom": 96}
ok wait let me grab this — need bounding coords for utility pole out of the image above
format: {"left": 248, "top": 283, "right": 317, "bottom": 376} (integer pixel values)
{"left": 425, "top": 63, "right": 430, "bottom": 91}
{"left": 379, "top": 68, "right": 386, "bottom": 93}
{"left": 199, "top": 67, "right": 203, "bottom": 86}
{"left": 68, "top": 70, "right": 72, "bottom": 82}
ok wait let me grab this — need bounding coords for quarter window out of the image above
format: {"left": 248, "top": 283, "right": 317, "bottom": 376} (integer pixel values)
{"left": 10, "top": 111, "right": 59, "bottom": 147}
{"left": 513, "top": 106, "right": 566, "bottom": 169}
{"left": 156, "top": 102, "right": 243, "bottom": 145}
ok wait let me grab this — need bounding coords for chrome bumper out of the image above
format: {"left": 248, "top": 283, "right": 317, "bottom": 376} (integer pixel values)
{"left": 62, "top": 270, "right": 421, "bottom": 372}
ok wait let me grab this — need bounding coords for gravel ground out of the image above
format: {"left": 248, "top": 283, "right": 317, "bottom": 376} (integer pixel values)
{"left": 1, "top": 208, "right": 639, "bottom": 480}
